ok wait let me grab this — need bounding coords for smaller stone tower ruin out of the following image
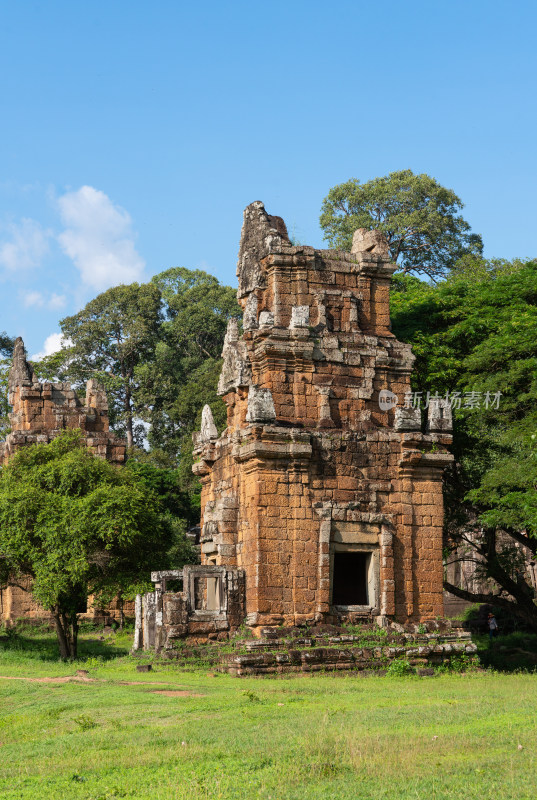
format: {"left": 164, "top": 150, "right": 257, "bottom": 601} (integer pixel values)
{"left": 0, "top": 337, "right": 125, "bottom": 466}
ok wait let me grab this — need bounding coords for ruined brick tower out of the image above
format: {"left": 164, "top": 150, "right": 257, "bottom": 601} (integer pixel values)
{"left": 0, "top": 338, "right": 126, "bottom": 623}
{"left": 0, "top": 337, "right": 126, "bottom": 466}
{"left": 193, "top": 202, "right": 453, "bottom": 628}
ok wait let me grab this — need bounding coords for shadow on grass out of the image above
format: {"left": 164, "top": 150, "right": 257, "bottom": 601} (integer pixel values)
{"left": 448, "top": 604, "right": 537, "bottom": 673}
{"left": 0, "top": 625, "right": 131, "bottom": 663}
{"left": 473, "top": 631, "right": 537, "bottom": 672}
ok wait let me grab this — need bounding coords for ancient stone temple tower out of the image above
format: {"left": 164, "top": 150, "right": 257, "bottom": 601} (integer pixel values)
{"left": 0, "top": 338, "right": 126, "bottom": 466}
{"left": 193, "top": 202, "right": 453, "bottom": 629}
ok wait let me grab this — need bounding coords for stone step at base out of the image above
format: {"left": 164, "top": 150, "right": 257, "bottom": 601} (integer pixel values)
{"left": 243, "top": 630, "right": 472, "bottom": 652}
{"left": 220, "top": 638, "right": 477, "bottom": 676}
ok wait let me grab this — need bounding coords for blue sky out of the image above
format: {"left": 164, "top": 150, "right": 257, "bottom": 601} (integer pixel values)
{"left": 1, "top": 0, "right": 536, "bottom": 358}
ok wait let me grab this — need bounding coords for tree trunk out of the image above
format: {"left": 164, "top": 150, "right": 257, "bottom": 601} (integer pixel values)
{"left": 125, "top": 391, "right": 133, "bottom": 449}
{"left": 118, "top": 593, "right": 125, "bottom": 630}
{"left": 443, "top": 581, "right": 537, "bottom": 632}
{"left": 67, "top": 611, "right": 78, "bottom": 659}
{"left": 52, "top": 608, "right": 70, "bottom": 660}
{"left": 125, "top": 421, "right": 133, "bottom": 449}
{"left": 444, "top": 525, "right": 537, "bottom": 631}
{"left": 52, "top": 606, "right": 79, "bottom": 660}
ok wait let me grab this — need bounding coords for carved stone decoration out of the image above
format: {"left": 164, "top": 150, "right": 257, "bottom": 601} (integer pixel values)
{"left": 349, "top": 296, "right": 361, "bottom": 325}
{"left": 200, "top": 404, "right": 218, "bottom": 441}
{"left": 351, "top": 228, "right": 390, "bottom": 258}
{"left": 224, "top": 316, "right": 240, "bottom": 344}
{"left": 201, "top": 519, "right": 219, "bottom": 542}
{"left": 312, "top": 292, "right": 327, "bottom": 328}
{"left": 245, "top": 385, "right": 276, "bottom": 423}
{"left": 426, "top": 398, "right": 453, "bottom": 433}
{"left": 290, "top": 305, "right": 310, "bottom": 329}
{"left": 217, "top": 318, "right": 252, "bottom": 395}
{"left": 242, "top": 292, "right": 259, "bottom": 331}
{"left": 394, "top": 406, "right": 421, "bottom": 432}
{"left": 237, "top": 201, "right": 290, "bottom": 299}
{"left": 316, "top": 386, "right": 333, "bottom": 425}
{"left": 258, "top": 311, "right": 274, "bottom": 327}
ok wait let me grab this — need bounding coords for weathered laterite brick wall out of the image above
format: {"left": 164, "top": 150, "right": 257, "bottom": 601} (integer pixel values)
{"left": 0, "top": 338, "right": 127, "bottom": 624}
{"left": 193, "top": 202, "right": 453, "bottom": 629}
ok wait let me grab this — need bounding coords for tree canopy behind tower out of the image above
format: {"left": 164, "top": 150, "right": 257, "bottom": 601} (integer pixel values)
{"left": 320, "top": 170, "right": 483, "bottom": 280}
{"left": 391, "top": 258, "right": 537, "bottom": 629}
{"left": 142, "top": 267, "right": 241, "bottom": 485}
{"left": 36, "top": 269, "right": 240, "bottom": 468}
{"left": 0, "top": 332, "right": 14, "bottom": 357}
{"left": 0, "top": 332, "right": 15, "bottom": 440}
{"left": 38, "top": 283, "right": 163, "bottom": 449}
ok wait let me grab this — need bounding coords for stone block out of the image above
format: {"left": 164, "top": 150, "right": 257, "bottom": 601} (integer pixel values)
{"left": 427, "top": 398, "right": 453, "bottom": 433}
{"left": 245, "top": 385, "right": 276, "bottom": 423}
{"left": 289, "top": 305, "right": 310, "bottom": 328}
{"left": 394, "top": 406, "right": 421, "bottom": 431}
{"left": 259, "top": 311, "right": 274, "bottom": 327}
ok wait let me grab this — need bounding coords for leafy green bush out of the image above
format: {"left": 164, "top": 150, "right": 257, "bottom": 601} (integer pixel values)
{"left": 435, "top": 653, "right": 480, "bottom": 674}
{"left": 386, "top": 658, "right": 415, "bottom": 677}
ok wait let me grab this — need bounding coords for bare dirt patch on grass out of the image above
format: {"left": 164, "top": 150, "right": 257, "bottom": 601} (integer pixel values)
{"left": 150, "top": 690, "right": 204, "bottom": 697}
{"left": 0, "top": 675, "right": 202, "bottom": 693}
{"left": 0, "top": 673, "right": 96, "bottom": 683}
{"left": 119, "top": 680, "right": 177, "bottom": 685}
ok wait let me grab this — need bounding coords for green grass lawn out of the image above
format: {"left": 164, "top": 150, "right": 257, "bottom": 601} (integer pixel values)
{"left": 1, "top": 627, "right": 536, "bottom": 800}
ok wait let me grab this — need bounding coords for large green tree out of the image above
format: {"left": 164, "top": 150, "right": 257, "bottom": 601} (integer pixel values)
{"left": 0, "top": 332, "right": 14, "bottom": 357}
{"left": 141, "top": 267, "right": 241, "bottom": 479}
{"left": 0, "top": 431, "right": 179, "bottom": 658}
{"left": 391, "top": 258, "right": 537, "bottom": 628}
{"left": 39, "top": 284, "right": 162, "bottom": 448}
{"left": 0, "top": 332, "right": 15, "bottom": 440}
{"left": 320, "top": 170, "right": 483, "bottom": 279}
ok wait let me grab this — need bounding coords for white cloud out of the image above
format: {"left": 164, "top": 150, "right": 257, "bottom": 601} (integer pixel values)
{"left": 57, "top": 186, "right": 145, "bottom": 291}
{"left": 48, "top": 292, "right": 67, "bottom": 310}
{"left": 23, "top": 290, "right": 45, "bottom": 308}
{"left": 0, "top": 218, "right": 51, "bottom": 271}
{"left": 31, "top": 332, "right": 71, "bottom": 361}
{"left": 23, "top": 290, "right": 67, "bottom": 311}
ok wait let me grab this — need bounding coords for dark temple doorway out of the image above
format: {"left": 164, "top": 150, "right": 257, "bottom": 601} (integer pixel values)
{"left": 332, "top": 551, "right": 369, "bottom": 606}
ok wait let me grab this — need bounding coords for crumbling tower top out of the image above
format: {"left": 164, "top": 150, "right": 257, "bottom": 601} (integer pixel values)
{"left": 237, "top": 201, "right": 291, "bottom": 298}
{"left": 8, "top": 336, "right": 36, "bottom": 395}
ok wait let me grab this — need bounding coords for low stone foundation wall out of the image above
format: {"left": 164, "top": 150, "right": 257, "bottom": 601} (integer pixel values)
{"left": 218, "top": 623, "right": 477, "bottom": 676}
